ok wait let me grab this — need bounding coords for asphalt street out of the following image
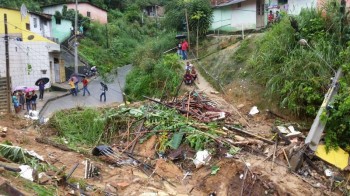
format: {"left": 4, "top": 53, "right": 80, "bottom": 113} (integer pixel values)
{"left": 41, "top": 64, "right": 132, "bottom": 117}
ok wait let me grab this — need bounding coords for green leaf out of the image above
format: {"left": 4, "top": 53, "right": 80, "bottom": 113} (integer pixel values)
{"left": 211, "top": 165, "right": 220, "bottom": 175}
{"left": 168, "top": 132, "right": 184, "bottom": 150}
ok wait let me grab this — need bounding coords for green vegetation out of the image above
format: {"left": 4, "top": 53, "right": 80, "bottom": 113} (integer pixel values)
{"left": 249, "top": 4, "right": 347, "bottom": 117}
{"left": 322, "top": 47, "right": 350, "bottom": 151}
{"left": 125, "top": 54, "right": 182, "bottom": 101}
{"left": 49, "top": 104, "right": 224, "bottom": 153}
{"left": 50, "top": 108, "right": 105, "bottom": 147}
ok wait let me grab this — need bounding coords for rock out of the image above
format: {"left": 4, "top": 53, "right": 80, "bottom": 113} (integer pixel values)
{"left": 133, "top": 169, "right": 149, "bottom": 179}
{"left": 105, "top": 184, "right": 117, "bottom": 193}
{"left": 139, "top": 193, "right": 157, "bottom": 196}
{"left": 237, "top": 104, "right": 245, "bottom": 109}
{"left": 110, "top": 181, "right": 130, "bottom": 190}
{"left": 163, "top": 181, "right": 177, "bottom": 195}
{"left": 138, "top": 135, "right": 157, "bottom": 158}
{"left": 38, "top": 172, "right": 51, "bottom": 184}
{"left": 155, "top": 159, "right": 183, "bottom": 180}
{"left": 158, "top": 191, "right": 170, "bottom": 196}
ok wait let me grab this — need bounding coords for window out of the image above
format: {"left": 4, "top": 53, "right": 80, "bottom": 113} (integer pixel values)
{"left": 56, "top": 18, "right": 61, "bottom": 25}
{"left": 26, "top": 23, "right": 30, "bottom": 30}
{"left": 237, "top": 3, "right": 242, "bottom": 8}
{"left": 33, "top": 18, "right": 37, "bottom": 28}
{"left": 43, "top": 20, "right": 47, "bottom": 26}
{"left": 87, "top": 11, "right": 91, "bottom": 17}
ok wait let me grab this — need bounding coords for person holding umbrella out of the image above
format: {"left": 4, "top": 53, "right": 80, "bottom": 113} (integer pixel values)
{"left": 35, "top": 78, "right": 49, "bottom": 100}
{"left": 38, "top": 80, "right": 45, "bottom": 100}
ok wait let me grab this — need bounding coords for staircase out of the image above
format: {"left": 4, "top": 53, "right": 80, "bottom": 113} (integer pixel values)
{"left": 0, "top": 77, "right": 10, "bottom": 113}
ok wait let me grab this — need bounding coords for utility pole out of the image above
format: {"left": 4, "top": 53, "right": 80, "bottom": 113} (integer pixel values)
{"left": 74, "top": 0, "right": 78, "bottom": 73}
{"left": 4, "top": 14, "right": 11, "bottom": 113}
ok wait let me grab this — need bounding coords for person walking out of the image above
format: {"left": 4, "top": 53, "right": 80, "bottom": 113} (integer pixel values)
{"left": 69, "top": 78, "right": 77, "bottom": 96}
{"left": 181, "top": 39, "right": 189, "bottom": 60}
{"left": 31, "top": 90, "right": 37, "bottom": 111}
{"left": 82, "top": 78, "right": 91, "bottom": 96}
{"left": 38, "top": 80, "right": 45, "bottom": 100}
{"left": 100, "top": 82, "right": 108, "bottom": 102}
{"left": 72, "top": 76, "right": 79, "bottom": 94}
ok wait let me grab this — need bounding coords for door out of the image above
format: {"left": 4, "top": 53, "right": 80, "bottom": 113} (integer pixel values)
{"left": 256, "top": 0, "right": 265, "bottom": 28}
{"left": 54, "top": 63, "right": 60, "bottom": 83}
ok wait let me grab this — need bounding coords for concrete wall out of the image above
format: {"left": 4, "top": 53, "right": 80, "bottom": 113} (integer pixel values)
{"left": 67, "top": 3, "right": 108, "bottom": 24}
{"left": 0, "top": 39, "right": 60, "bottom": 90}
{"left": 231, "top": 0, "right": 257, "bottom": 29}
{"left": 269, "top": 0, "right": 317, "bottom": 15}
{"left": 210, "top": 0, "right": 258, "bottom": 32}
{"left": 29, "top": 14, "right": 52, "bottom": 38}
{"left": 51, "top": 17, "right": 72, "bottom": 43}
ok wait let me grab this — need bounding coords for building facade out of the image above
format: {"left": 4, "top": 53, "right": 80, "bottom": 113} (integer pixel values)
{"left": 42, "top": 2, "right": 108, "bottom": 24}
{"left": 210, "top": 0, "right": 267, "bottom": 32}
{"left": 0, "top": 7, "right": 61, "bottom": 90}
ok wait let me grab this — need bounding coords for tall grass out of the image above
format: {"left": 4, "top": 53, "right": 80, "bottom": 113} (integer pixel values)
{"left": 50, "top": 108, "right": 105, "bottom": 146}
{"left": 125, "top": 54, "right": 183, "bottom": 101}
{"left": 249, "top": 7, "right": 343, "bottom": 116}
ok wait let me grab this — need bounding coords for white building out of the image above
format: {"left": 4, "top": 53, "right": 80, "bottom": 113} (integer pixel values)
{"left": 0, "top": 38, "right": 60, "bottom": 90}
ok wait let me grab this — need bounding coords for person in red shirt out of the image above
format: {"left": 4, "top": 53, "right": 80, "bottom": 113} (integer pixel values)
{"left": 181, "top": 39, "right": 189, "bottom": 60}
{"left": 82, "top": 78, "right": 91, "bottom": 96}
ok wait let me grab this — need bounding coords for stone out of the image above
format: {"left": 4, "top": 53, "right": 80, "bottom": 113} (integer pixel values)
{"left": 110, "top": 181, "right": 130, "bottom": 190}
{"left": 105, "top": 184, "right": 117, "bottom": 193}
{"left": 133, "top": 169, "right": 149, "bottom": 179}
{"left": 237, "top": 104, "right": 245, "bottom": 109}
{"left": 163, "top": 181, "right": 177, "bottom": 195}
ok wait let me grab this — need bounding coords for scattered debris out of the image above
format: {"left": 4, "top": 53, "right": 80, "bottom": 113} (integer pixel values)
{"left": 19, "top": 165, "right": 34, "bottom": 181}
{"left": 145, "top": 90, "right": 230, "bottom": 123}
{"left": 315, "top": 144, "right": 349, "bottom": 170}
{"left": 0, "top": 126, "right": 7, "bottom": 138}
{"left": 24, "top": 110, "right": 39, "bottom": 120}
{"left": 249, "top": 106, "right": 259, "bottom": 115}
{"left": 193, "top": 150, "right": 211, "bottom": 168}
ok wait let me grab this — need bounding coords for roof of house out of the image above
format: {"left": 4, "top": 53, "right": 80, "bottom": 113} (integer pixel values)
{"left": 41, "top": 2, "right": 108, "bottom": 12}
{"left": 211, "top": 0, "right": 246, "bottom": 8}
{"left": 29, "top": 12, "right": 52, "bottom": 20}
{"left": 0, "top": 6, "right": 21, "bottom": 12}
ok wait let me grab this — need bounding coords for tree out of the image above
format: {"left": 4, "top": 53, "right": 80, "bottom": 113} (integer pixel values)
{"left": 191, "top": 10, "right": 205, "bottom": 57}
{"left": 164, "top": 0, "right": 212, "bottom": 36}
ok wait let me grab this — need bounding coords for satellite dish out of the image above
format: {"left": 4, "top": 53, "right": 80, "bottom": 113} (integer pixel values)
{"left": 27, "top": 35, "right": 34, "bottom": 40}
{"left": 20, "top": 4, "right": 27, "bottom": 21}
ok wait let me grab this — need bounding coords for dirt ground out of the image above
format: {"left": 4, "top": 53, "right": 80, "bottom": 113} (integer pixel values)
{"left": 0, "top": 54, "right": 343, "bottom": 195}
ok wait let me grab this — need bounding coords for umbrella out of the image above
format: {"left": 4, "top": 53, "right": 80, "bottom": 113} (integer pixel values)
{"left": 25, "top": 87, "right": 35, "bottom": 93}
{"left": 176, "top": 34, "right": 186, "bottom": 39}
{"left": 70, "top": 73, "right": 86, "bottom": 82}
{"left": 13, "top": 86, "right": 27, "bottom": 92}
{"left": 35, "top": 77, "right": 50, "bottom": 86}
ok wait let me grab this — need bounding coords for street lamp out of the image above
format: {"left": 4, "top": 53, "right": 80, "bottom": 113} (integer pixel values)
{"left": 298, "top": 39, "right": 336, "bottom": 75}
{"left": 299, "top": 38, "right": 342, "bottom": 151}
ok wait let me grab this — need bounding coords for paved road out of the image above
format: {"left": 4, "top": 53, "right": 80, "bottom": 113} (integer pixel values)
{"left": 41, "top": 65, "right": 132, "bottom": 117}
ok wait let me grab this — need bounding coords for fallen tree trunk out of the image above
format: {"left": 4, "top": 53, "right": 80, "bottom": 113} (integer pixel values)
{"left": 0, "top": 161, "right": 21, "bottom": 172}
{"left": 224, "top": 125, "right": 274, "bottom": 145}
{"left": 35, "top": 137, "right": 72, "bottom": 151}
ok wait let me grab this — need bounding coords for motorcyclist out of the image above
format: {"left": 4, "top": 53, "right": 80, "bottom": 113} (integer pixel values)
{"left": 184, "top": 70, "right": 193, "bottom": 85}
